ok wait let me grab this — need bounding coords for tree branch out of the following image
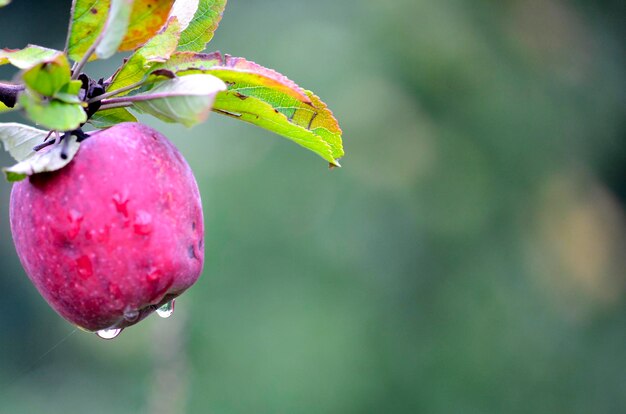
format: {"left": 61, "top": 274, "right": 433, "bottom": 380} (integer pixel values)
{"left": 0, "top": 82, "right": 24, "bottom": 108}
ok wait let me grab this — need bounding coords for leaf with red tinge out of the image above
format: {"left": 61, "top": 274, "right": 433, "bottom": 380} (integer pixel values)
{"left": 212, "top": 56, "right": 343, "bottom": 164}
{"left": 152, "top": 50, "right": 222, "bottom": 74}
{"left": 153, "top": 52, "right": 344, "bottom": 165}
{"left": 119, "top": 0, "right": 176, "bottom": 51}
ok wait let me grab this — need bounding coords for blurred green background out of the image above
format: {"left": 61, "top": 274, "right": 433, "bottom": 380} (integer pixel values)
{"left": 1, "top": 0, "right": 625, "bottom": 412}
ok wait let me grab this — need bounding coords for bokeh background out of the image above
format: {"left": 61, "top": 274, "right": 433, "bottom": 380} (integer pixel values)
{"left": 1, "top": 0, "right": 625, "bottom": 412}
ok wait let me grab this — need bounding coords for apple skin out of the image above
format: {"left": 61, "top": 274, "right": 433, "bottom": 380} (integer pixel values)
{"left": 10, "top": 122, "right": 204, "bottom": 332}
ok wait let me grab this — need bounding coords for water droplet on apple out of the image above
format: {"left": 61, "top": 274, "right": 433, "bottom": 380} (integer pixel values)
{"left": 96, "top": 327, "right": 122, "bottom": 340}
{"left": 123, "top": 309, "right": 139, "bottom": 322}
{"left": 156, "top": 300, "right": 175, "bottom": 318}
{"left": 146, "top": 267, "right": 161, "bottom": 282}
{"left": 112, "top": 192, "right": 130, "bottom": 217}
{"left": 76, "top": 255, "right": 93, "bottom": 279}
{"left": 133, "top": 210, "right": 153, "bottom": 235}
{"left": 67, "top": 209, "right": 84, "bottom": 239}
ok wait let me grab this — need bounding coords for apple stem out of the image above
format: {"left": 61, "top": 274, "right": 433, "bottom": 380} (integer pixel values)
{"left": 0, "top": 82, "right": 25, "bottom": 108}
{"left": 60, "top": 132, "right": 73, "bottom": 159}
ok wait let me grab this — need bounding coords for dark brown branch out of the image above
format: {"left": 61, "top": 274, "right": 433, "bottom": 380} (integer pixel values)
{"left": 0, "top": 82, "right": 24, "bottom": 108}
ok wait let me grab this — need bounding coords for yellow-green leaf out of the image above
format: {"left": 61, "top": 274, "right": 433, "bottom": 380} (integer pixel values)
{"left": 119, "top": 0, "right": 176, "bottom": 51}
{"left": 95, "top": 0, "right": 134, "bottom": 59}
{"left": 0, "top": 101, "right": 14, "bottom": 113}
{"left": 107, "top": 18, "right": 181, "bottom": 94}
{"left": 66, "top": 0, "right": 111, "bottom": 61}
{"left": 213, "top": 92, "right": 341, "bottom": 166}
{"left": 0, "top": 45, "right": 61, "bottom": 69}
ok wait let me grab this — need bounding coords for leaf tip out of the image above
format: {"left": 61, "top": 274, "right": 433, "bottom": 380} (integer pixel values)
{"left": 329, "top": 160, "right": 341, "bottom": 169}
{"left": 3, "top": 169, "right": 26, "bottom": 182}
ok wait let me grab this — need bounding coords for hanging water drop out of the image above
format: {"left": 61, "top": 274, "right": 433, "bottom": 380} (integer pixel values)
{"left": 96, "top": 327, "right": 122, "bottom": 340}
{"left": 124, "top": 309, "right": 139, "bottom": 322}
{"left": 156, "top": 299, "right": 175, "bottom": 318}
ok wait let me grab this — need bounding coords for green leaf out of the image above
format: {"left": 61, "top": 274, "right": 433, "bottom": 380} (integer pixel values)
{"left": 89, "top": 107, "right": 137, "bottom": 128}
{"left": 18, "top": 55, "right": 84, "bottom": 127}
{"left": 0, "top": 0, "right": 11, "bottom": 8}
{"left": 95, "top": 0, "right": 134, "bottom": 59}
{"left": 19, "top": 91, "right": 87, "bottom": 131}
{"left": 0, "top": 122, "right": 49, "bottom": 161}
{"left": 107, "top": 18, "right": 181, "bottom": 95}
{"left": 124, "top": 73, "right": 225, "bottom": 126}
{"left": 66, "top": 0, "right": 111, "bottom": 61}
{"left": 4, "top": 134, "right": 81, "bottom": 181}
{"left": 21, "top": 54, "right": 72, "bottom": 97}
{"left": 0, "top": 45, "right": 61, "bottom": 69}
{"left": 119, "top": 0, "right": 176, "bottom": 51}
{"left": 55, "top": 80, "right": 84, "bottom": 103}
{"left": 175, "top": 0, "right": 226, "bottom": 52}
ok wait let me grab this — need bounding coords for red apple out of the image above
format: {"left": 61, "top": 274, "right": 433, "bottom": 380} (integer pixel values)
{"left": 9, "top": 122, "right": 204, "bottom": 333}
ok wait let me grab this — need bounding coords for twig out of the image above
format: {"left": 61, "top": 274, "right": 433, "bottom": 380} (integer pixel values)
{"left": 33, "top": 139, "right": 56, "bottom": 152}
{"left": 87, "top": 80, "right": 145, "bottom": 103}
{"left": 98, "top": 102, "right": 133, "bottom": 111}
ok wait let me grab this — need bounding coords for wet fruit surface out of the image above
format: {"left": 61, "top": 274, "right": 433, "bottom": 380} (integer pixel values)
{"left": 10, "top": 123, "right": 204, "bottom": 332}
